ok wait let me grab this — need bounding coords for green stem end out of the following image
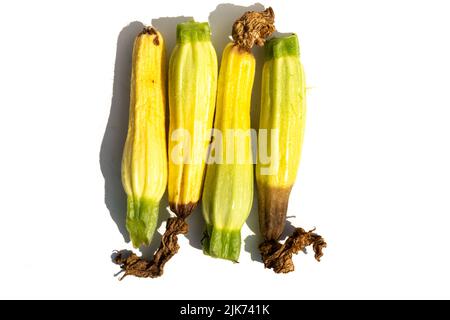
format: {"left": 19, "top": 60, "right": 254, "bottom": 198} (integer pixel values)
{"left": 126, "top": 197, "right": 159, "bottom": 248}
{"left": 176, "top": 21, "right": 211, "bottom": 43}
{"left": 203, "top": 225, "right": 242, "bottom": 262}
{"left": 265, "top": 34, "right": 300, "bottom": 60}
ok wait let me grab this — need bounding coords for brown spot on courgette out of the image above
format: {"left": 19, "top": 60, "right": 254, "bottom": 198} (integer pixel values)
{"left": 257, "top": 185, "right": 292, "bottom": 241}
{"left": 140, "top": 26, "right": 157, "bottom": 36}
{"left": 169, "top": 201, "right": 197, "bottom": 219}
{"left": 139, "top": 26, "right": 160, "bottom": 45}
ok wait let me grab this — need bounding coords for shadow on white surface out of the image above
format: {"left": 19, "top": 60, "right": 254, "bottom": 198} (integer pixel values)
{"left": 101, "top": 3, "right": 271, "bottom": 261}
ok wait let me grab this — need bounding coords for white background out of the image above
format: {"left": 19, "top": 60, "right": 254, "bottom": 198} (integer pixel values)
{"left": 0, "top": 0, "right": 449, "bottom": 299}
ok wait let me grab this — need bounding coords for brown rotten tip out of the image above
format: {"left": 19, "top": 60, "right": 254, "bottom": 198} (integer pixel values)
{"left": 232, "top": 7, "right": 275, "bottom": 50}
{"left": 139, "top": 26, "right": 160, "bottom": 45}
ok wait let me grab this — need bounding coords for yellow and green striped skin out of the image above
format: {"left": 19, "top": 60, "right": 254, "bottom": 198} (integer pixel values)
{"left": 256, "top": 35, "right": 306, "bottom": 241}
{"left": 122, "top": 28, "right": 167, "bottom": 248}
{"left": 168, "top": 22, "right": 217, "bottom": 217}
{"left": 202, "top": 43, "right": 255, "bottom": 261}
